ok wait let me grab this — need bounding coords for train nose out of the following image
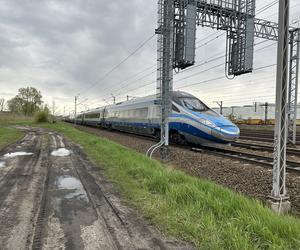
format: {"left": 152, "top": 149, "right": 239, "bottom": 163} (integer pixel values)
{"left": 212, "top": 125, "right": 240, "bottom": 142}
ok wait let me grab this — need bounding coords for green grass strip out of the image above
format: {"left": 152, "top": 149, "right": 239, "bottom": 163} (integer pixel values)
{"left": 39, "top": 122, "right": 300, "bottom": 249}
{"left": 0, "top": 126, "right": 23, "bottom": 149}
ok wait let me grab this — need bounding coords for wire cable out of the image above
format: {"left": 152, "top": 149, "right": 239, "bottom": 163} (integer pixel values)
{"left": 77, "top": 33, "right": 156, "bottom": 96}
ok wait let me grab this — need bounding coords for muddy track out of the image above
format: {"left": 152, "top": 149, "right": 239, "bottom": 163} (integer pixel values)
{"left": 0, "top": 129, "right": 48, "bottom": 249}
{"left": 0, "top": 127, "right": 193, "bottom": 250}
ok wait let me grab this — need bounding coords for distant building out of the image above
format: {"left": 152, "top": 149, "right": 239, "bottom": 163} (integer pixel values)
{"left": 212, "top": 103, "right": 300, "bottom": 124}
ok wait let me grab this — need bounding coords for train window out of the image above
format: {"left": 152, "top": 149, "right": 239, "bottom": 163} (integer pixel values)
{"left": 172, "top": 104, "right": 180, "bottom": 113}
{"left": 139, "top": 108, "right": 148, "bottom": 118}
{"left": 86, "top": 113, "right": 100, "bottom": 119}
{"left": 180, "top": 97, "right": 208, "bottom": 112}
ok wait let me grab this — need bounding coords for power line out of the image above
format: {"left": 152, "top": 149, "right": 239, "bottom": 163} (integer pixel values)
{"left": 175, "top": 63, "right": 276, "bottom": 90}
{"left": 86, "top": 40, "right": 277, "bottom": 107}
{"left": 196, "top": 34, "right": 225, "bottom": 49}
{"left": 256, "top": 0, "right": 278, "bottom": 15}
{"left": 196, "top": 31, "right": 222, "bottom": 44}
{"left": 174, "top": 40, "right": 272, "bottom": 83}
{"left": 77, "top": 33, "right": 156, "bottom": 96}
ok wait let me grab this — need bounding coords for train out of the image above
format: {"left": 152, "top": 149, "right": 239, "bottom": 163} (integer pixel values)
{"left": 69, "top": 91, "right": 240, "bottom": 145}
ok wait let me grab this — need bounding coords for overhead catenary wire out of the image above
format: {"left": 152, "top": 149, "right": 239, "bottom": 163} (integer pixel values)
{"left": 256, "top": 0, "right": 278, "bottom": 15}
{"left": 75, "top": 3, "right": 284, "bottom": 110}
{"left": 77, "top": 5, "right": 275, "bottom": 107}
{"left": 175, "top": 63, "right": 276, "bottom": 90}
{"left": 77, "top": 33, "right": 156, "bottom": 96}
{"left": 71, "top": 1, "right": 284, "bottom": 112}
{"left": 83, "top": 40, "right": 277, "bottom": 108}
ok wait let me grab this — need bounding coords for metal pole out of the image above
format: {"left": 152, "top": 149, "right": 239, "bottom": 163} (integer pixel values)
{"left": 265, "top": 102, "right": 268, "bottom": 123}
{"left": 287, "top": 28, "right": 300, "bottom": 145}
{"left": 74, "top": 96, "right": 77, "bottom": 125}
{"left": 156, "top": 0, "right": 174, "bottom": 159}
{"left": 215, "top": 101, "right": 223, "bottom": 115}
{"left": 220, "top": 101, "right": 223, "bottom": 115}
{"left": 271, "top": 0, "right": 290, "bottom": 214}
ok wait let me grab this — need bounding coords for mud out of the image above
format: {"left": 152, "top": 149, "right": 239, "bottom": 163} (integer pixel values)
{"left": 0, "top": 126, "right": 194, "bottom": 250}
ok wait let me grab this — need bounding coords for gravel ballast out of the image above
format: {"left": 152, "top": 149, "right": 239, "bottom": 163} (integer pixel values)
{"left": 75, "top": 125, "right": 300, "bottom": 215}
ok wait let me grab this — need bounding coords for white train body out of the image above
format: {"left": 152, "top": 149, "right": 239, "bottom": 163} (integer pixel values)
{"left": 73, "top": 91, "right": 239, "bottom": 144}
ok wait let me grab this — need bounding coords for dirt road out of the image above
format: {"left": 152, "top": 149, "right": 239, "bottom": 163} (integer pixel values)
{"left": 0, "top": 127, "right": 192, "bottom": 250}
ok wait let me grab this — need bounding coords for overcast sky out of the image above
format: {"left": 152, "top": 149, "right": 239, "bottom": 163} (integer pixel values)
{"left": 0, "top": 0, "right": 299, "bottom": 114}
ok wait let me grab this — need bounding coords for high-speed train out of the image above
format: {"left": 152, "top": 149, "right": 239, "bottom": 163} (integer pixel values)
{"left": 72, "top": 91, "right": 240, "bottom": 145}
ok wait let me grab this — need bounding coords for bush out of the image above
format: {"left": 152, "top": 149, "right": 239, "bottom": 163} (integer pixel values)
{"left": 34, "top": 111, "right": 48, "bottom": 123}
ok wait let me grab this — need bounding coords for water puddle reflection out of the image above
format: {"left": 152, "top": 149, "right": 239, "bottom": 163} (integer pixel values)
{"left": 51, "top": 148, "right": 71, "bottom": 157}
{"left": 4, "top": 152, "right": 33, "bottom": 158}
{"left": 56, "top": 175, "right": 88, "bottom": 201}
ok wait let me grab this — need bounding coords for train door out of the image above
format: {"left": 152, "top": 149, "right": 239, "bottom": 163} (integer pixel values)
{"left": 101, "top": 108, "right": 107, "bottom": 127}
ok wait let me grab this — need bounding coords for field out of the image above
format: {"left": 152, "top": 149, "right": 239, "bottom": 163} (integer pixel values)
{"left": 0, "top": 127, "right": 23, "bottom": 149}
{"left": 35, "top": 122, "right": 300, "bottom": 249}
{"left": 0, "top": 112, "right": 33, "bottom": 125}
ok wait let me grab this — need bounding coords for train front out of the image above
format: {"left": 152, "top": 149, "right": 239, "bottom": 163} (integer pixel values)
{"left": 172, "top": 91, "right": 240, "bottom": 144}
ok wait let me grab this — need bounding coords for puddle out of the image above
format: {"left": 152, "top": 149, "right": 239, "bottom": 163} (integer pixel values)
{"left": 4, "top": 152, "right": 33, "bottom": 158}
{"left": 56, "top": 175, "right": 88, "bottom": 201}
{"left": 51, "top": 148, "right": 71, "bottom": 157}
{"left": 0, "top": 161, "right": 5, "bottom": 168}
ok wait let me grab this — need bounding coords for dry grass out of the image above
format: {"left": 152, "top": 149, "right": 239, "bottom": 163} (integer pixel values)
{"left": 0, "top": 112, "right": 33, "bottom": 125}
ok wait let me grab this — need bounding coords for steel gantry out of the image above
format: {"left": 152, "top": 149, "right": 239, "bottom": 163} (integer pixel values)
{"left": 272, "top": 0, "right": 291, "bottom": 213}
{"left": 288, "top": 28, "right": 300, "bottom": 145}
{"left": 152, "top": 0, "right": 174, "bottom": 158}
{"left": 155, "top": 0, "right": 300, "bottom": 211}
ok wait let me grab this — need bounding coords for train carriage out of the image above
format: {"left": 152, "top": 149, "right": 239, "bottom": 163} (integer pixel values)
{"left": 74, "top": 91, "right": 240, "bottom": 145}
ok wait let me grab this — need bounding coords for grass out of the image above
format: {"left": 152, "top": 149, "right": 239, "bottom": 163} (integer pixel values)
{"left": 0, "top": 112, "right": 33, "bottom": 125}
{"left": 34, "top": 111, "right": 49, "bottom": 123}
{"left": 0, "top": 126, "right": 23, "bottom": 149}
{"left": 36, "top": 122, "right": 300, "bottom": 249}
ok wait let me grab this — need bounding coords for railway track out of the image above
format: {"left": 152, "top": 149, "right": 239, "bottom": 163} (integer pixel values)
{"left": 192, "top": 145, "right": 300, "bottom": 174}
{"left": 75, "top": 124, "right": 300, "bottom": 174}
{"left": 231, "top": 141, "right": 300, "bottom": 157}
{"left": 239, "top": 130, "right": 300, "bottom": 145}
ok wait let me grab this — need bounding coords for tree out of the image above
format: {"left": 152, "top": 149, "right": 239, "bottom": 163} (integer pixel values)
{"left": 7, "top": 87, "right": 43, "bottom": 115}
{"left": 0, "top": 98, "right": 5, "bottom": 111}
{"left": 7, "top": 96, "right": 23, "bottom": 113}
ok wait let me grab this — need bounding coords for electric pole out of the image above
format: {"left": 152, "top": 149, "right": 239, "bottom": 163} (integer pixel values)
{"left": 271, "top": 0, "right": 291, "bottom": 213}
{"left": 74, "top": 96, "right": 77, "bottom": 125}
{"left": 156, "top": 0, "right": 174, "bottom": 159}
{"left": 261, "top": 102, "right": 268, "bottom": 123}
{"left": 215, "top": 101, "right": 223, "bottom": 115}
{"left": 111, "top": 94, "right": 116, "bottom": 104}
{"left": 254, "top": 102, "right": 257, "bottom": 112}
{"left": 287, "top": 28, "right": 300, "bottom": 145}
{"left": 265, "top": 102, "right": 268, "bottom": 123}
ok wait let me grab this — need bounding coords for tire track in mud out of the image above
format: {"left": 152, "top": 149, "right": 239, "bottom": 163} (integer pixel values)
{"left": 0, "top": 129, "right": 48, "bottom": 249}
{"left": 0, "top": 134, "right": 40, "bottom": 206}
{"left": 0, "top": 127, "right": 194, "bottom": 250}
{"left": 66, "top": 138, "right": 193, "bottom": 250}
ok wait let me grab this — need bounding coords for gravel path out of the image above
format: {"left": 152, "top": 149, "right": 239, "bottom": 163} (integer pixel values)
{"left": 75, "top": 125, "right": 300, "bottom": 215}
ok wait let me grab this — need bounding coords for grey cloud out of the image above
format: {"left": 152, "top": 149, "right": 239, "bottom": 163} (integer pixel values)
{"left": 0, "top": 0, "right": 299, "bottom": 110}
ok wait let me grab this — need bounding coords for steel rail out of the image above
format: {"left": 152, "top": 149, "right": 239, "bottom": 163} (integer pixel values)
{"left": 191, "top": 145, "right": 300, "bottom": 174}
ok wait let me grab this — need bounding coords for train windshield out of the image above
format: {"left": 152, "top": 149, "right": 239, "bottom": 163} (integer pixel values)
{"left": 180, "top": 97, "right": 209, "bottom": 112}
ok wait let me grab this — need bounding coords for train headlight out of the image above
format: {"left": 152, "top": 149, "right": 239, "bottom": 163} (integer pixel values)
{"left": 205, "top": 120, "right": 216, "bottom": 128}
{"left": 200, "top": 118, "right": 216, "bottom": 128}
